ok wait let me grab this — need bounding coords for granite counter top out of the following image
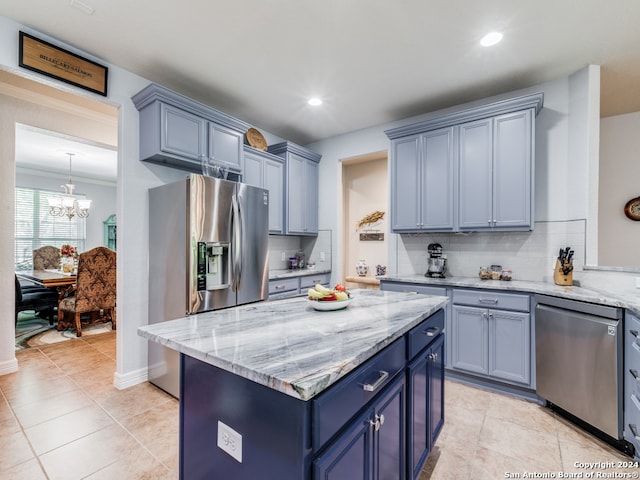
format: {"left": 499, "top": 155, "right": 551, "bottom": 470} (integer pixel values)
{"left": 138, "top": 289, "right": 447, "bottom": 401}
{"left": 269, "top": 268, "right": 331, "bottom": 280}
{"left": 378, "top": 274, "right": 640, "bottom": 317}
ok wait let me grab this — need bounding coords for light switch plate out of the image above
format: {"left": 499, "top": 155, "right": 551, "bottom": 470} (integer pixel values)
{"left": 217, "top": 421, "right": 242, "bottom": 463}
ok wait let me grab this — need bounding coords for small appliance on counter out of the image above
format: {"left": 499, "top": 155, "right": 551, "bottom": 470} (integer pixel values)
{"left": 425, "top": 243, "right": 447, "bottom": 278}
{"left": 553, "top": 246, "right": 574, "bottom": 286}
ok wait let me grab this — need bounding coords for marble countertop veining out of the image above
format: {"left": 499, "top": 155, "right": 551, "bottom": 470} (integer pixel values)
{"left": 138, "top": 289, "right": 448, "bottom": 401}
{"left": 378, "top": 274, "right": 640, "bottom": 317}
{"left": 269, "top": 267, "right": 332, "bottom": 280}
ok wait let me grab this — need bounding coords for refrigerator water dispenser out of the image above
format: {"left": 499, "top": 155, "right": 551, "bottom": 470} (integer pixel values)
{"left": 197, "top": 242, "right": 229, "bottom": 290}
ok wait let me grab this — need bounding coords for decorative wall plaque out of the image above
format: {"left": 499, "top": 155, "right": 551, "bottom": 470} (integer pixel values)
{"left": 19, "top": 31, "right": 108, "bottom": 96}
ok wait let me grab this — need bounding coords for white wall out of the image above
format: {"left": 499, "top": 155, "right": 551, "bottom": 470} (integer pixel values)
{"left": 599, "top": 111, "right": 640, "bottom": 267}
{"left": 0, "top": 15, "right": 179, "bottom": 384}
{"left": 16, "top": 170, "right": 116, "bottom": 250}
{"left": 0, "top": 15, "right": 287, "bottom": 383}
{"left": 307, "top": 68, "right": 597, "bottom": 283}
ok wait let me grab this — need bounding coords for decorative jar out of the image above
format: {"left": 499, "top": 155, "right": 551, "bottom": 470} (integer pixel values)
{"left": 60, "top": 256, "right": 75, "bottom": 273}
{"left": 355, "top": 259, "right": 369, "bottom": 277}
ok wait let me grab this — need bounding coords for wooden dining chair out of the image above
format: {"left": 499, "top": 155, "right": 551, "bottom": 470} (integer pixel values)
{"left": 33, "top": 245, "right": 61, "bottom": 270}
{"left": 57, "top": 246, "right": 116, "bottom": 337}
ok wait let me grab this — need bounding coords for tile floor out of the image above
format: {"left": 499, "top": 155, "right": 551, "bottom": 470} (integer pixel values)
{"left": 1, "top": 332, "right": 636, "bottom": 479}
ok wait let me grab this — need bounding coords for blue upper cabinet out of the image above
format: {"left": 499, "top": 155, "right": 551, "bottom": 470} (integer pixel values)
{"left": 268, "top": 142, "right": 321, "bottom": 236}
{"left": 386, "top": 92, "right": 543, "bottom": 233}
{"left": 390, "top": 128, "right": 455, "bottom": 232}
{"left": 459, "top": 110, "right": 533, "bottom": 230}
{"left": 132, "top": 83, "right": 250, "bottom": 175}
{"left": 243, "top": 146, "right": 285, "bottom": 234}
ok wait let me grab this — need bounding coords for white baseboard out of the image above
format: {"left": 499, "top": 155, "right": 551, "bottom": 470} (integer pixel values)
{"left": 113, "top": 366, "right": 148, "bottom": 390}
{"left": 0, "top": 358, "right": 19, "bottom": 376}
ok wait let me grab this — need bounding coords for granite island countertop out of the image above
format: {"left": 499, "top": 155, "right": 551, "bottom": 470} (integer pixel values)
{"left": 138, "top": 289, "right": 447, "bottom": 401}
{"left": 378, "top": 274, "right": 640, "bottom": 317}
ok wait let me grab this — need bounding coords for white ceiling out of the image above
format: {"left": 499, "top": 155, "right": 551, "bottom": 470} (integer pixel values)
{"left": 15, "top": 125, "right": 117, "bottom": 183}
{"left": 2, "top": 0, "right": 640, "bottom": 148}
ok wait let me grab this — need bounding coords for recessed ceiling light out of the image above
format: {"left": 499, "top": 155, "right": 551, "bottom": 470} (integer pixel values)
{"left": 308, "top": 98, "right": 322, "bottom": 106}
{"left": 480, "top": 31, "right": 503, "bottom": 47}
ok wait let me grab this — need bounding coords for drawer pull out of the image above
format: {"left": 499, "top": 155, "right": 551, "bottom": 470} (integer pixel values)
{"left": 630, "top": 424, "right": 640, "bottom": 440}
{"left": 363, "top": 370, "right": 389, "bottom": 392}
{"left": 275, "top": 285, "right": 287, "bottom": 290}
{"left": 423, "top": 326, "right": 440, "bottom": 337}
{"left": 479, "top": 298, "right": 499, "bottom": 304}
{"left": 631, "top": 330, "right": 640, "bottom": 340}
{"left": 630, "top": 369, "right": 640, "bottom": 383}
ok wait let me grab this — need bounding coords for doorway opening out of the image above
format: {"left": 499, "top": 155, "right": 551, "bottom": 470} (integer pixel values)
{"left": 341, "top": 151, "right": 388, "bottom": 290}
{"left": 2, "top": 69, "right": 118, "bottom": 350}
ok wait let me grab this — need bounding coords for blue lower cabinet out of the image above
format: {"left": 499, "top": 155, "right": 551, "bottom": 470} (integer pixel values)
{"left": 407, "top": 334, "right": 445, "bottom": 479}
{"left": 314, "top": 375, "right": 406, "bottom": 480}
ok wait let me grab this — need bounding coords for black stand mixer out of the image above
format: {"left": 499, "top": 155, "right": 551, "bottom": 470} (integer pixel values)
{"left": 425, "top": 243, "right": 447, "bottom": 278}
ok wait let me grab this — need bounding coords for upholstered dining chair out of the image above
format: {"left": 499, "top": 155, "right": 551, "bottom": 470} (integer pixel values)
{"left": 33, "top": 245, "right": 61, "bottom": 270}
{"left": 57, "top": 246, "right": 116, "bottom": 337}
{"left": 15, "top": 275, "right": 58, "bottom": 325}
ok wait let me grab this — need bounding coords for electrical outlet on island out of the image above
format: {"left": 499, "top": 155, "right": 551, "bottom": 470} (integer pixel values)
{"left": 217, "top": 421, "right": 242, "bottom": 463}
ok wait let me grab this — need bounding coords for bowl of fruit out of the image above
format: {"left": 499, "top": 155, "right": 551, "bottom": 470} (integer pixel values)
{"left": 307, "top": 283, "right": 352, "bottom": 311}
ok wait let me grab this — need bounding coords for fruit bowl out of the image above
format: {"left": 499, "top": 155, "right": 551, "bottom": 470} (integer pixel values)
{"left": 308, "top": 298, "right": 352, "bottom": 311}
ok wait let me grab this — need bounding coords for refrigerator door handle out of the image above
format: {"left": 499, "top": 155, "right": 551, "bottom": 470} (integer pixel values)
{"left": 231, "top": 195, "right": 242, "bottom": 292}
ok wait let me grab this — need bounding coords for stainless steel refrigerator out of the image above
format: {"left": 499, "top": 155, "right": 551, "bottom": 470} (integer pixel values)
{"left": 148, "top": 174, "right": 269, "bottom": 397}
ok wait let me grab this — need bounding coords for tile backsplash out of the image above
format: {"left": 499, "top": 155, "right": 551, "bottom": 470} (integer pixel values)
{"left": 397, "top": 220, "right": 586, "bottom": 283}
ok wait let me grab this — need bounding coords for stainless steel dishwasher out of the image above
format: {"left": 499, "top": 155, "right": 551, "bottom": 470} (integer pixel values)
{"left": 535, "top": 294, "right": 624, "bottom": 443}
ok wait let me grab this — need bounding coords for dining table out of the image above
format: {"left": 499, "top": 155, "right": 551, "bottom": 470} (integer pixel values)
{"left": 17, "top": 269, "right": 76, "bottom": 288}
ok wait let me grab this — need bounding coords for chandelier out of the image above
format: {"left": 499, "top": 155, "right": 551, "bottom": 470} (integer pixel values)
{"left": 48, "top": 153, "right": 91, "bottom": 220}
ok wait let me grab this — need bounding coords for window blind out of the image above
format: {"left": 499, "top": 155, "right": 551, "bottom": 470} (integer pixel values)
{"left": 14, "top": 187, "right": 87, "bottom": 269}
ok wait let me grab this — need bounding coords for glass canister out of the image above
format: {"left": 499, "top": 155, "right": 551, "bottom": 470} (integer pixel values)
{"left": 479, "top": 266, "right": 491, "bottom": 280}
{"left": 501, "top": 269, "right": 513, "bottom": 281}
{"left": 490, "top": 264, "right": 502, "bottom": 280}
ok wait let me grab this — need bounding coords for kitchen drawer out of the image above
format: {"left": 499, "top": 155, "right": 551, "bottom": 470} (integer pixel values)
{"left": 624, "top": 393, "right": 640, "bottom": 455}
{"left": 300, "top": 273, "right": 331, "bottom": 289}
{"left": 268, "top": 277, "right": 299, "bottom": 295}
{"left": 452, "top": 289, "right": 530, "bottom": 312}
{"left": 381, "top": 281, "right": 447, "bottom": 297}
{"left": 407, "top": 309, "right": 444, "bottom": 360}
{"left": 312, "top": 338, "right": 406, "bottom": 450}
{"left": 626, "top": 314, "right": 640, "bottom": 403}
{"left": 627, "top": 313, "right": 640, "bottom": 357}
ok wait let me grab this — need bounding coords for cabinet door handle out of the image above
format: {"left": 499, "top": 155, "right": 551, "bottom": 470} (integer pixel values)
{"left": 423, "top": 326, "right": 440, "bottom": 337}
{"left": 428, "top": 352, "right": 438, "bottom": 361}
{"left": 630, "top": 424, "right": 640, "bottom": 440}
{"left": 369, "top": 414, "right": 385, "bottom": 431}
{"left": 362, "top": 370, "right": 389, "bottom": 392}
{"left": 479, "top": 298, "right": 499, "bottom": 304}
{"left": 631, "top": 330, "right": 640, "bottom": 340}
{"left": 630, "top": 369, "right": 640, "bottom": 383}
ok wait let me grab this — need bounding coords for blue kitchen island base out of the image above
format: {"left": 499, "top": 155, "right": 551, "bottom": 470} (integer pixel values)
{"left": 179, "top": 313, "right": 444, "bottom": 480}
{"left": 181, "top": 353, "right": 312, "bottom": 479}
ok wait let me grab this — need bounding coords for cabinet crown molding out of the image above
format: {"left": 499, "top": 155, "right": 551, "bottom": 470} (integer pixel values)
{"left": 385, "top": 92, "right": 543, "bottom": 140}
{"left": 268, "top": 141, "right": 322, "bottom": 163}
{"left": 132, "top": 83, "right": 251, "bottom": 134}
